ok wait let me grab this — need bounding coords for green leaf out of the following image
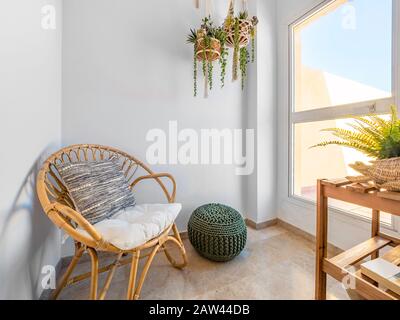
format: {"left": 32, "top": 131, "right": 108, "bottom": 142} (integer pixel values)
{"left": 313, "top": 107, "right": 400, "bottom": 160}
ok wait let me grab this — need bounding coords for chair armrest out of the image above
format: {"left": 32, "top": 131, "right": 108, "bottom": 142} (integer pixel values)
{"left": 130, "top": 173, "right": 177, "bottom": 203}
{"left": 52, "top": 203, "right": 103, "bottom": 242}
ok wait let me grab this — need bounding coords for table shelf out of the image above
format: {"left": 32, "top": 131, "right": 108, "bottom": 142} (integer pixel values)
{"left": 315, "top": 179, "right": 400, "bottom": 300}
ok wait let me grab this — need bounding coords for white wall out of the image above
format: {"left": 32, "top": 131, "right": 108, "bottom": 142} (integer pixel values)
{"left": 2, "top": 0, "right": 385, "bottom": 300}
{"left": 0, "top": 0, "right": 62, "bottom": 299}
{"left": 61, "top": 0, "right": 242, "bottom": 229}
{"left": 276, "top": 0, "right": 399, "bottom": 249}
{"left": 62, "top": 0, "right": 277, "bottom": 255}
{"left": 2, "top": 0, "right": 386, "bottom": 299}
{"left": 245, "top": 0, "right": 277, "bottom": 224}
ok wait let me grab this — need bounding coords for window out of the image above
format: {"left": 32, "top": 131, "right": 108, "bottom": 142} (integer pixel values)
{"left": 289, "top": 0, "right": 397, "bottom": 226}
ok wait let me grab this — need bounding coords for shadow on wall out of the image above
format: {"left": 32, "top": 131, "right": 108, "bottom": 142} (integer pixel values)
{"left": 0, "top": 147, "right": 60, "bottom": 299}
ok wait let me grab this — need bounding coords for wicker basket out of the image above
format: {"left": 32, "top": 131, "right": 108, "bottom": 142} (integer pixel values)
{"left": 188, "top": 204, "right": 247, "bottom": 262}
{"left": 349, "top": 157, "right": 400, "bottom": 191}
{"left": 195, "top": 37, "right": 221, "bottom": 62}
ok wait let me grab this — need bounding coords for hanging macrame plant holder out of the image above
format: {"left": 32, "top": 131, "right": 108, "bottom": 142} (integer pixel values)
{"left": 195, "top": 32, "right": 221, "bottom": 62}
{"left": 225, "top": 20, "right": 251, "bottom": 49}
{"left": 188, "top": 16, "right": 223, "bottom": 98}
{"left": 195, "top": 30, "right": 221, "bottom": 98}
{"left": 188, "top": 0, "right": 256, "bottom": 96}
{"left": 224, "top": 0, "right": 256, "bottom": 81}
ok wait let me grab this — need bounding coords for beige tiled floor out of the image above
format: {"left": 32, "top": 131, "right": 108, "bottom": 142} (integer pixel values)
{"left": 58, "top": 226, "right": 350, "bottom": 300}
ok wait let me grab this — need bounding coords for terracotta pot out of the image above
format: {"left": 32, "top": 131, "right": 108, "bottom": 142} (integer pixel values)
{"left": 195, "top": 37, "right": 221, "bottom": 62}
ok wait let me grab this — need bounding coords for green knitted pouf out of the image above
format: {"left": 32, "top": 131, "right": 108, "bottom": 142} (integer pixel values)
{"left": 188, "top": 203, "right": 247, "bottom": 262}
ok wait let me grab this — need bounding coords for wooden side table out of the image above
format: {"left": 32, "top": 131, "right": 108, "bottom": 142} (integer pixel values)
{"left": 315, "top": 179, "right": 400, "bottom": 300}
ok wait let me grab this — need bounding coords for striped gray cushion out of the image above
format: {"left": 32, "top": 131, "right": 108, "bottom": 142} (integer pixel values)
{"left": 56, "top": 158, "right": 136, "bottom": 224}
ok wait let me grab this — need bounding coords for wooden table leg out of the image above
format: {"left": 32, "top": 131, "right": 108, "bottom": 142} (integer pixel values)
{"left": 371, "top": 210, "right": 380, "bottom": 260}
{"left": 315, "top": 180, "right": 328, "bottom": 300}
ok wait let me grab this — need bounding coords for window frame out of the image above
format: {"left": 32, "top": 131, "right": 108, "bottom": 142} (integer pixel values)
{"left": 288, "top": 0, "right": 399, "bottom": 230}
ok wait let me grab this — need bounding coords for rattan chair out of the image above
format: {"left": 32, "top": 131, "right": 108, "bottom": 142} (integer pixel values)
{"left": 36, "top": 144, "right": 188, "bottom": 300}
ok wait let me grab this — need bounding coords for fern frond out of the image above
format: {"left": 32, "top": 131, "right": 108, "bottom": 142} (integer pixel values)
{"left": 390, "top": 105, "right": 398, "bottom": 122}
{"left": 313, "top": 106, "right": 400, "bottom": 160}
{"left": 311, "top": 140, "right": 380, "bottom": 158}
{"left": 321, "top": 128, "right": 379, "bottom": 149}
{"left": 349, "top": 120, "right": 384, "bottom": 141}
{"left": 352, "top": 115, "right": 379, "bottom": 128}
{"left": 341, "top": 125, "right": 382, "bottom": 148}
{"left": 369, "top": 114, "right": 391, "bottom": 130}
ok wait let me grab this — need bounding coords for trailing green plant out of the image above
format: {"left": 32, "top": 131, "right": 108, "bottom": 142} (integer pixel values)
{"left": 250, "top": 29, "right": 255, "bottom": 63}
{"left": 187, "top": 16, "right": 227, "bottom": 97}
{"left": 187, "top": 29, "right": 199, "bottom": 96}
{"left": 232, "top": 17, "right": 240, "bottom": 81}
{"left": 224, "top": 9, "right": 258, "bottom": 85}
{"left": 187, "top": 7, "right": 259, "bottom": 95}
{"left": 250, "top": 17, "right": 258, "bottom": 63}
{"left": 213, "top": 27, "right": 227, "bottom": 44}
{"left": 239, "top": 46, "right": 249, "bottom": 90}
{"left": 202, "top": 47, "right": 207, "bottom": 77}
{"left": 311, "top": 106, "right": 400, "bottom": 159}
{"left": 219, "top": 45, "right": 228, "bottom": 88}
{"left": 208, "top": 61, "right": 213, "bottom": 90}
{"left": 213, "top": 27, "right": 228, "bottom": 88}
{"left": 193, "top": 46, "right": 198, "bottom": 97}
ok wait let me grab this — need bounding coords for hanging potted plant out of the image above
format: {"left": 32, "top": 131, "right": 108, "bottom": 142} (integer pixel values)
{"left": 224, "top": 1, "right": 258, "bottom": 89}
{"left": 187, "top": 17, "right": 228, "bottom": 97}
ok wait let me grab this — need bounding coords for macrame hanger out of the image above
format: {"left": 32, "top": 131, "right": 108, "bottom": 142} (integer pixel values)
{"left": 205, "top": 0, "right": 213, "bottom": 17}
{"left": 194, "top": 0, "right": 213, "bottom": 16}
{"left": 203, "top": 0, "right": 213, "bottom": 98}
{"left": 227, "top": 0, "right": 235, "bottom": 17}
{"left": 242, "top": 0, "right": 248, "bottom": 12}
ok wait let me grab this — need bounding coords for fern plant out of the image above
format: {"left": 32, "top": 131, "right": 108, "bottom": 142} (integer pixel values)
{"left": 312, "top": 106, "right": 400, "bottom": 160}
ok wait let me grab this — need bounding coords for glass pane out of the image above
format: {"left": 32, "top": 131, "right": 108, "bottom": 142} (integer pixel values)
{"left": 293, "top": 0, "right": 392, "bottom": 112}
{"left": 293, "top": 118, "right": 392, "bottom": 225}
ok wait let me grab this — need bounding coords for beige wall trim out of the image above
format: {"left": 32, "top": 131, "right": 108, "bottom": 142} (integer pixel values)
{"left": 277, "top": 219, "right": 343, "bottom": 255}
{"left": 180, "top": 231, "right": 189, "bottom": 240}
{"left": 245, "top": 218, "right": 278, "bottom": 230}
{"left": 245, "top": 217, "right": 343, "bottom": 254}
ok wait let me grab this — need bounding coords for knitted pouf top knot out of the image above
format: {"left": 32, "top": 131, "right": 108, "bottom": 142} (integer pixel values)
{"left": 188, "top": 203, "right": 247, "bottom": 262}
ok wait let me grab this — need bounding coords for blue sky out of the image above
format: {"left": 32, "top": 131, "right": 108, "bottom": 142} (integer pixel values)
{"left": 301, "top": 0, "right": 392, "bottom": 92}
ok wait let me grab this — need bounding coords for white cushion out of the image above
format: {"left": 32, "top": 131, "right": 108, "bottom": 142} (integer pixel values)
{"left": 77, "top": 203, "right": 182, "bottom": 250}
